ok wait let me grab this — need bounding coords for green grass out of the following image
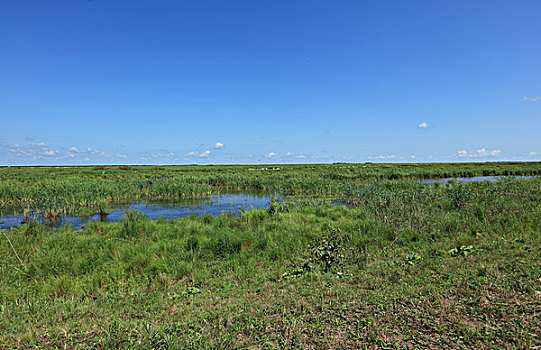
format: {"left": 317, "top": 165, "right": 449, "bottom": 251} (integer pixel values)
{"left": 1, "top": 162, "right": 541, "bottom": 216}
{"left": 1, "top": 172, "right": 539, "bottom": 349}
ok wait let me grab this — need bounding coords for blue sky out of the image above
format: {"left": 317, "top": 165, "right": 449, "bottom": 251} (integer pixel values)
{"left": 1, "top": 0, "right": 540, "bottom": 165}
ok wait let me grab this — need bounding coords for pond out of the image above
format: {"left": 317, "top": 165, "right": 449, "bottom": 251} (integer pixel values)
{"left": 0, "top": 193, "right": 280, "bottom": 230}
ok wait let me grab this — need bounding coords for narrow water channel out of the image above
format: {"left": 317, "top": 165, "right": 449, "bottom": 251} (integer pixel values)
{"left": 416, "top": 175, "right": 534, "bottom": 184}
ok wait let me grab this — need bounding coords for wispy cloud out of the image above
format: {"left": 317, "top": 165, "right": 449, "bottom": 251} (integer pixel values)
{"left": 284, "top": 152, "right": 308, "bottom": 159}
{"left": 6, "top": 141, "right": 59, "bottom": 159}
{"left": 368, "top": 154, "right": 396, "bottom": 160}
{"left": 140, "top": 150, "right": 176, "bottom": 160}
{"left": 418, "top": 122, "right": 431, "bottom": 128}
{"left": 266, "top": 152, "right": 276, "bottom": 158}
{"left": 214, "top": 142, "right": 224, "bottom": 149}
{"left": 521, "top": 96, "right": 541, "bottom": 102}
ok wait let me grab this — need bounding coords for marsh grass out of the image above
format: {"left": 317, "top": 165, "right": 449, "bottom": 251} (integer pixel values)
{"left": 1, "top": 177, "right": 540, "bottom": 348}
{"left": 1, "top": 162, "right": 540, "bottom": 217}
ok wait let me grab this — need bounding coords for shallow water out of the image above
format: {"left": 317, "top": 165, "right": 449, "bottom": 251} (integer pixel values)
{"left": 417, "top": 175, "right": 535, "bottom": 184}
{"left": 0, "top": 193, "right": 278, "bottom": 230}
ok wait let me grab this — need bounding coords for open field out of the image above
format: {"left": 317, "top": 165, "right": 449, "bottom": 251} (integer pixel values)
{"left": 1, "top": 163, "right": 540, "bottom": 349}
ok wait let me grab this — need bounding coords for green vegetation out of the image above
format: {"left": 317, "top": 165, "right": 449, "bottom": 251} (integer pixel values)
{"left": 1, "top": 162, "right": 540, "bottom": 217}
{"left": 0, "top": 163, "right": 540, "bottom": 348}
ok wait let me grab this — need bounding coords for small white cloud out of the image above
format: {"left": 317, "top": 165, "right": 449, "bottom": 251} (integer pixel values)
{"left": 456, "top": 148, "right": 501, "bottom": 158}
{"left": 214, "top": 142, "right": 224, "bottom": 149}
{"left": 474, "top": 148, "right": 501, "bottom": 157}
{"left": 457, "top": 150, "right": 468, "bottom": 157}
{"left": 33, "top": 142, "right": 46, "bottom": 146}
{"left": 522, "top": 96, "right": 541, "bottom": 102}
{"left": 418, "top": 122, "right": 430, "bottom": 128}
{"left": 410, "top": 155, "right": 416, "bottom": 159}
{"left": 285, "top": 152, "right": 295, "bottom": 156}
{"left": 297, "top": 155, "right": 306, "bottom": 159}
{"left": 528, "top": 151, "right": 537, "bottom": 156}
{"left": 266, "top": 152, "right": 276, "bottom": 158}
{"left": 69, "top": 146, "right": 79, "bottom": 152}
{"left": 187, "top": 150, "right": 211, "bottom": 157}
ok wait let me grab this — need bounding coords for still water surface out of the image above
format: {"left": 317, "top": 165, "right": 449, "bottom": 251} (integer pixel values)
{"left": 0, "top": 193, "right": 278, "bottom": 230}
{"left": 417, "top": 175, "right": 534, "bottom": 184}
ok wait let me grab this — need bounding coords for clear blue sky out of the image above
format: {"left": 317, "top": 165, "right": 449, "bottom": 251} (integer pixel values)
{"left": 1, "top": 0, "right": 540, "bottom": 165}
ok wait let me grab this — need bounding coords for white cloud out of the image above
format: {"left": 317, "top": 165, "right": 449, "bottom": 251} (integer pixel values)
{"left": 69, "top": 146, "right": 79, "bottom": 152}
{"left": 474, "top": 148, "right": 501, "bottom": 157}
{"left": 418, "top": 122, "right": 431, "bottom": 128}
{"left": 187, "top": 150, "right": 211, "bottom": 157}
{"left": 528, "top": 152, "right": 537, "bottom": 156}
{"left": 214, "top": 142, "right": 224, "bottom": 149}
{"left": 522, "top": 96, "right": 541, "bottom": 102}
{"left": 297, "top": 155, "right": 306, "bottom": 159}
{"left": 42, "top": 150, "right": 55, "bottom": 156}
{"left": 285, "top": 152, "right": 296, "bottom": 156}
{"left": 32, "top": 142, "right": 46, "bottom": 146}
{"left": 455, "top": 148, "right": 501, "bottom": 158}
{"left": 410, "top": 155, "right": 416, "bottom": 159}
{"left": 266, "top": 152, "right": 276, "bottom": 158}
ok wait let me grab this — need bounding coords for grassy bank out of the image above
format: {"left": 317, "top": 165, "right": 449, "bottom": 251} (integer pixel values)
{"left": 1, "top": 178, "right": 539, "bottom": 348}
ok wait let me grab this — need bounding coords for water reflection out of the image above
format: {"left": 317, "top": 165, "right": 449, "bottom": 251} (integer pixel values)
{"left": 417, "top": 175, "right": 534, "bottom": 184}
{"left": 0, "top": 193, "right": 278, "bottom": 230}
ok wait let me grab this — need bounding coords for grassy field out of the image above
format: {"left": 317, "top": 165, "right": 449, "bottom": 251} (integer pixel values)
{"left": 0, "top": 163, "right": 540, "bottom": 349}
